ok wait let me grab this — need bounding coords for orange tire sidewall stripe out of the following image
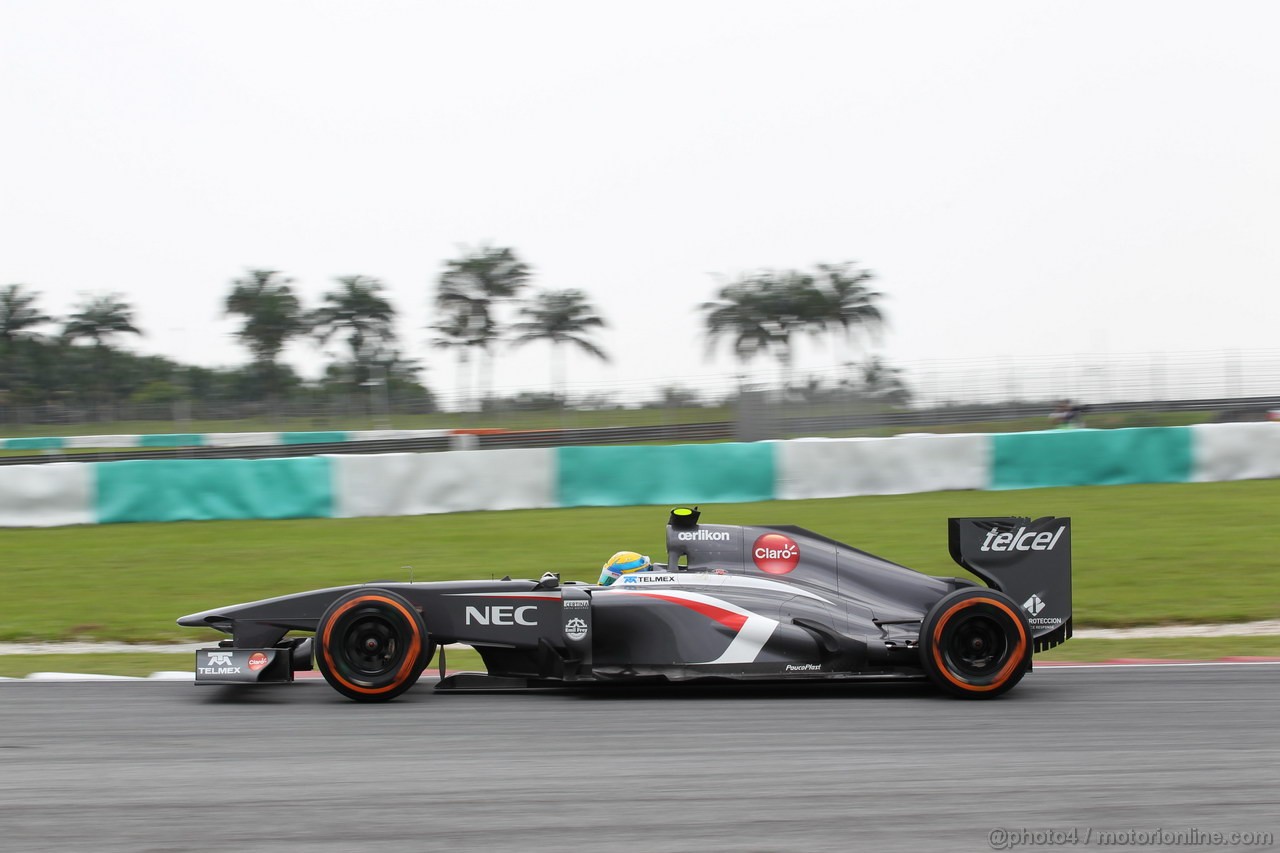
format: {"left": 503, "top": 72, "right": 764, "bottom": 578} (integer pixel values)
{"left": 930, "top": 597, "right": 1028, "bottom": 693}
{"left": 321, "top": 595, "right": 423, "bottom": 695}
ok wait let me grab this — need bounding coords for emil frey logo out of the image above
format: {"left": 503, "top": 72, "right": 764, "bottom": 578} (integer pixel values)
{"left": 564, "top": 618, "right": 588, "bottom": 641}
{"left": 752, "top": 533, "right": 800, "bottom": 574}
{"left": 980, "top": 526, "right": 1065, "bottom": 553}
{"left": 1023, "top": 594, "right": 1046, "bottom": 616}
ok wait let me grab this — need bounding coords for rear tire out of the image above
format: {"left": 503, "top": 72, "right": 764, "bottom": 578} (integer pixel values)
{"left": 920, "top": 588, "right": 1030, "bottom": 699}
{"left": 315, "top": 589, "right": 432, "bottom": 702}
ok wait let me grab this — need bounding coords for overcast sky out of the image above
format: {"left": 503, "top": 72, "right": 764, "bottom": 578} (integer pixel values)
{"left": 3, "top": 1, "right": 1277, "bottom": 404}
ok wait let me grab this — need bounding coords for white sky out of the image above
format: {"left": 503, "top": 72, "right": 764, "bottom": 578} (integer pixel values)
{"left": 2, "top": 1, "right": 1278, "bottom": 404}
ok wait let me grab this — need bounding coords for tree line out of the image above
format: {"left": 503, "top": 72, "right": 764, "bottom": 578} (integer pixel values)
{"left": 0, "top": 246, "right": 891, "bottom": 417}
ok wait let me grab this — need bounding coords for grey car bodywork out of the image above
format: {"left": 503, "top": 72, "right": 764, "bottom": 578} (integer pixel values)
{"left": 178, "top": 511, "right": 1071, "bottom": 697}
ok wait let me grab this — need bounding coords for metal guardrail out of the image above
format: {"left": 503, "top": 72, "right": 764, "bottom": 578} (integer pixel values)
{"left": 778, "top": 395, "right": 1280, "bottom": 434}
{"left": 474, "top": 422, "right": 735, "bottom": 449}
{"left": 0, "top": 435, "right": 452, "bottom": 464}
{"left": 0, "top": 423, "right": 734, "bottom": 464}
{"left": 1, "top": 396, "right": 1275, "bottom": 466}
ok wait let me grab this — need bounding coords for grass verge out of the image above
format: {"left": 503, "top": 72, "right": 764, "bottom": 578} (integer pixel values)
{"left": 1, "top": 479, "right": 1277, "bottom": 643}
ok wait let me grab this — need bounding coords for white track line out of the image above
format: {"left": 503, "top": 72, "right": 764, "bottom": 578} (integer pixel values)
{"left": 0, "top": 641, "right": 477, "bottom": 655}
{"left": 3, "top": 660, "right": 1280, "bottom": 683}
{"left": 2, "top": 619, "right": 1279, "bottom": 656}
{"left": 0, "top": 642, "right": 209, "bottom": 654}
{"left": 2, "top": 620, "right": 1278, "bottom": 656}
{"left": 1076, "top": 619, "right": 1280, "bottom": 639}
{"left": 1039, "top": 660, "right": 1280, "bottom": 670}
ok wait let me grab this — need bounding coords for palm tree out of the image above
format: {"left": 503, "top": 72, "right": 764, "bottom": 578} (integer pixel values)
{"left": 430, "top": 305, "right": 488, "bottom": 412}
{"left": 765, "top": 270, "right": 823, "bottom": 380}
{"left": 812, "top": 261, "right": 884, "bottom": 361}
{"left": 701, "top": 271, "right": 817, "bottom": 382}
{"left": 860, "top": 355, "right": 910, "bottom": 405}
{"left": 63, "top": 293, "right": 141, "bottom": 349}
{"left": 701, "top": 277, "right": 783, "bottom": 367}
{"left": 0, "top": 284, "right": 51, "bottom": 348}
{"left": 509, "top": 289, "right": 608, "bottom": 397}
{"left": 62, "top": 293, "right": 142, "bottom": 410}
{"left": 436, "top": 245, "right": 531, "bottom": 402}
{"left": 703, "top": 263, "right": 885, "bottom": 387}
{"left": 224, "top": 269, "right": 308, "bottom": 399}
{"left": 0, "top": 284, "right": 52, "bottom": 393}
{"left": 312, "top": 275, "right": 397, "bottom": 387}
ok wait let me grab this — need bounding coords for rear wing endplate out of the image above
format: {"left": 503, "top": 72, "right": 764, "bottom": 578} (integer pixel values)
{"left": 948, "top": 517, "right": 1072, "bottom": 653}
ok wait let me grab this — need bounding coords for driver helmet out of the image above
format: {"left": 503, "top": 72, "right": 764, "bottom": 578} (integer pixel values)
{"left": 599, "top": 551, "right": 652, "bottom": 586}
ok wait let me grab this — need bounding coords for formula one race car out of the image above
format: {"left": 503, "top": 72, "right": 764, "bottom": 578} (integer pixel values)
{"left": 178, "top": 508, "right": 1072, "bottom": 701}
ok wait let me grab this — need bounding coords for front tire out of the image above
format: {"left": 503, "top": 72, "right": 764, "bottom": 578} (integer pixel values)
{"left": 315, "top": 589, "right": 432, "bottom": 702}
{"left": 920, "top": 588, "right": 1030, "bottom": 699}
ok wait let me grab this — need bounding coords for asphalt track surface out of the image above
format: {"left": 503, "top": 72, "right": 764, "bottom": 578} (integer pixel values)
{"left": 2, "top": 665, "right": 1277, "bottom": 853}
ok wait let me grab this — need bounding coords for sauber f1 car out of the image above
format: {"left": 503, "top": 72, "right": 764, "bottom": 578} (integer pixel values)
{"left": 178, "top": 509, "right": 1072, "bottom": 701}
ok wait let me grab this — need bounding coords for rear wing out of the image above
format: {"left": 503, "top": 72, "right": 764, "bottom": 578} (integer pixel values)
{"left": 948, "top": 517, "right": 1072, "bottom": 652}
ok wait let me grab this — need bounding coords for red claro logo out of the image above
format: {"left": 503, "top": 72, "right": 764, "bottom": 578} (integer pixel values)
{"left": 247, "top": 652, "right": 269, "bottom": 672}
{"left": 752, "top": 533, "right": 800, "bottom": 574}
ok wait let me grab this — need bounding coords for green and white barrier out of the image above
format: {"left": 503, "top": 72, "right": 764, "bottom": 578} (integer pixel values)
{"left": 989, "top": 427, "right": 1194, "bottom": 490}
{"left": 556, "top": 443, "right": 775, "bottom": 508}
{"left": 0, "top": 424, "right": 1275, "bottom": 527}
{"left": 95, "top": 458, "right": 333, "bottom": 524}
{"left": 1191, "top": 423, "right": 1280, "bottom": 482}
{"left": 333, "top": 450, "right": 556, "bottom": 518}
{"left": 0, "top": 462, "right": 94, "bottom": 527}
{"left": 777, "top": 434, "right": 989, "bottom": 500}
{"left": 0, "top": 429, "right": 451, "bottom": 451}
